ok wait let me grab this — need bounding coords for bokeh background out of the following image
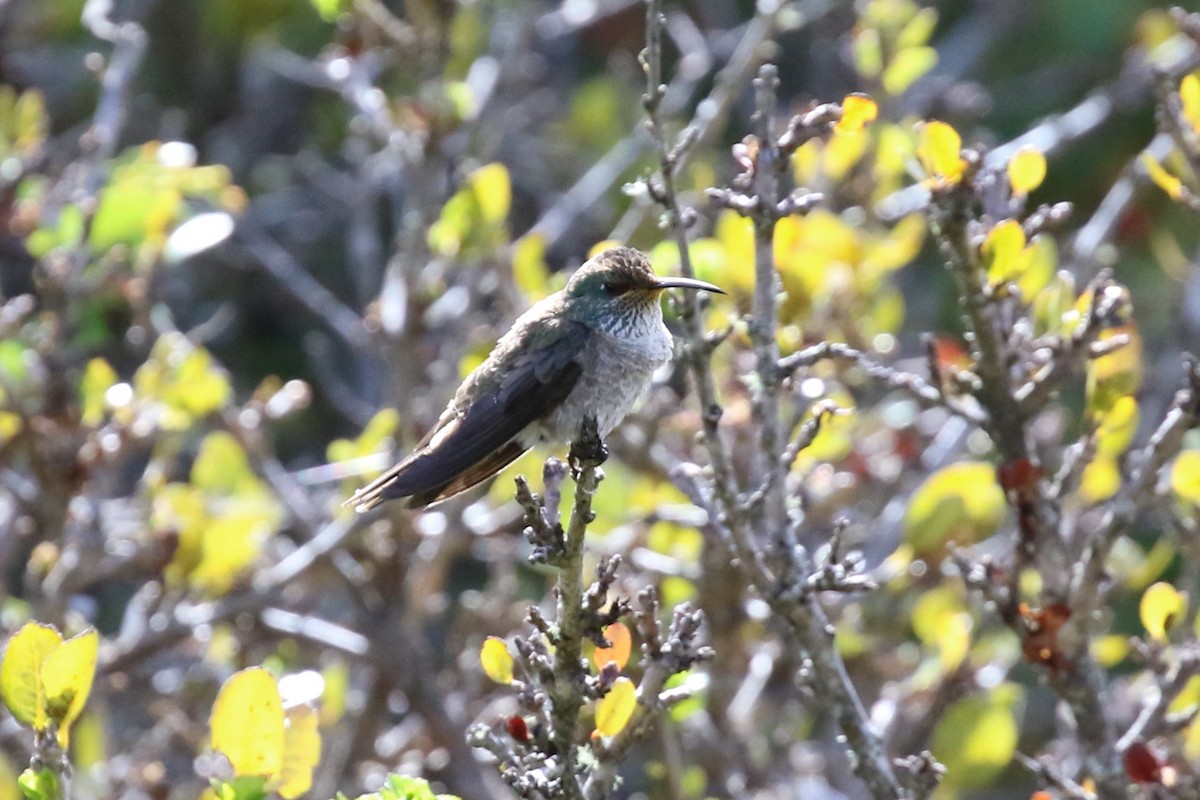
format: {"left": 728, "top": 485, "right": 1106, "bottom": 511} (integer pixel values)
{"left": 2, "top": 0, "right": 1200, "bottom": 798}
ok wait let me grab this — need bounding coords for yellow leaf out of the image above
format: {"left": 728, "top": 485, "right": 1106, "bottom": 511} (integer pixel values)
{"left": 274, "top": 705, "right": 321, "bottom": 799}
{"left": 710, "top": 212, "right": 755, "bottom": 297}
{"left": 836, "top": 94, "right": 878, "bottom": 134}
{"left": 882, "top": 46, "right": 938, "bottom": 96}
{"left": 210, "top": 667, "right": 285, "bottom": 778}
{"left": 852, "top": 28, "right": 883, "bottom": 78}
{"left": 0, "top": 753, "right": 19, "bottom": 800}
{"left": 1173, "top": 450, "right": 1200, "bottom": 507}
{"left": 80, "top": 358, "right": 117, "bottom": 427}
{"left": 982, "top": 220, "right": 1027, "bottom": 284}
{"left": 40, "top": 629, "right": 98, "bottom": 748}
{"left": 931, "top": 686, "right": 1021, "bottom": 790}
{"left": 1127, "top": 538, "right": 1176, "bottom": 591}
{"left": 1086, "top": 324, "right": 1142, "bottom": 416}
{"left": 1187, "top": 713, "right": 1200, "bottom": 761}
{"left": 469, "top": 163, "right": 511, "bottom": 226}
{"left": 1007, "top": 145, "right": 1047, "bottom": 195}
{"left": 594, "top": 676, "right": 637, "bottom": 737}
{"left": 824, "top": 128, "right": 871, "bottom": 181}
{"left": 0, "top": 623, "right": 62, "bottom": 732}
{"left": 1077, "top": 456, "right": 1120, "bottom": 505}
{"left": 319, "top": 662, "right": 349, "bottom": 727}
{"left": 1181, "top": 73, "right": 1200, "bottom": 134}
{"left": 916, "top": 121, "right": 964, "bottom": 184}
{"left": 480, "top": 636, "right": 515, "bottom": 685}
{"left": 1140, "top": 582, "right": 1187, "bottom": 641}
{"left": 904, "top": 461, "right": 1006, "bottom": 555}
{"left": 896, "top": 7, "right": 938, "bottom": 48}
{"left": 1142, "top": 153, "right": 1182, "bottom": 200}
{"left": 513, "top": 234, "right": 550, "bottom": 300}
{"left": 1091, "top": 634, "right": 1129, "bottom": 668}
{"left": 1094, "top": 396, "right": 1139, "bottom": 458}
{"left": 911, "top": 586, "right": 972, "bottom": 672}
{"left": 1017, "top": 234, "right": 1057, "bottom": 299}
{"left": 593, "top": 623, "right": 633, "bottom": 671}
{"left": 1169, "top": 675, "right": 1200, "bottom": 715}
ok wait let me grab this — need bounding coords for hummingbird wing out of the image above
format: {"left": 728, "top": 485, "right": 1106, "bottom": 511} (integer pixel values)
{"left": 344, "top": 317, "right": 588, "bottom": 511}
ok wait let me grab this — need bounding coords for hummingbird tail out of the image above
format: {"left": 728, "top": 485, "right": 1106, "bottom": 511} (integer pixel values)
{"left": 342, "top": 440, "right": 531, "bottom": 511}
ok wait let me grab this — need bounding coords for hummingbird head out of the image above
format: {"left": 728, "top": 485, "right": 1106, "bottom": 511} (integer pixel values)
{"left": 564, "top": 247, "right": 724, "bottom": 334}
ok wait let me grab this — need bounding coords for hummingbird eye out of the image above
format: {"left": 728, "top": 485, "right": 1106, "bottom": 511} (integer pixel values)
{"left": 601, "top": 281, "right": 626, "bottom": 296}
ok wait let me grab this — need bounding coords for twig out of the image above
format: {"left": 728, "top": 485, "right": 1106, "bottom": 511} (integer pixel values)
{"left": 927, "top": 173, "right": 1125, "bottom": 798}
{"left": 1015, "top": 752, "right": 1096, "bottom": 799}
{"left": 67, "top": 0, "right": 149, "bottom": 276}
{"left": 639, "top": 0, "right": 743, "bottom": 522}
{"left": 876, "top": 33, "right": 1200, "bottom": 222}
{"left": 779, "top": 341, "right": 986, "bottom": 424}
{"left": 237, "top": 220, "right": 374, "bottom": 352}
{"left": 584, "top": 592, "right": 712, "bottom": 799}
{"left": 546, "top": 421, "right": 608, "bottom": 800}
{"left": 610, "top": 0, "right": 819, "bottom": 242}
{"left": 1075, "top": 358, "right": 1200, "bottom": 605}
{"left": 745, "top": 65, "right": 788, "bottom": 537}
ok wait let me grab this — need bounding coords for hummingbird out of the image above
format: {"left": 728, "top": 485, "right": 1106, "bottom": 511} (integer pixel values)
{"left": 344, "top": 246, "right": 723, "bottom": 511}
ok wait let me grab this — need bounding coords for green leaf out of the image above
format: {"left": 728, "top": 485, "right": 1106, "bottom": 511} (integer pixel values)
{"left": 931, "top": 686, "right": 1021, "bottom": 789}
{"left": 212, "top": 776, "right": 269, "bottom": 800}
{"left": 17, "top": 768, "right": 59, "bottom": 800}
{"left": 309, "top": 0, "right": 343, "bottom": 22}
{"left": 904, "top": 462, "right": 1006, "bottom": 555}
{"left": 375, "top": 774, "right": 461, "bottom": 800}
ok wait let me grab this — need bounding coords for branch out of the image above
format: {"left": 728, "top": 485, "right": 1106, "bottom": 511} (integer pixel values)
{"left": 779, "top": 341, "right": 986, "bottom": 425}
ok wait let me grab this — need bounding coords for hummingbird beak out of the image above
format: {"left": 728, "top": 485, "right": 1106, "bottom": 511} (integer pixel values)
{"left": 651, "top": 276, "right": 726, "bottom": 295}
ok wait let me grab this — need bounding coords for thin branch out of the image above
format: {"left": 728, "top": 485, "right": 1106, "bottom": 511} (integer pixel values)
{"left": 237, "top": 221, "right": 374, "bottom": 352}
{"left": 779, "top": 341, "right": 986, "bottom": 424}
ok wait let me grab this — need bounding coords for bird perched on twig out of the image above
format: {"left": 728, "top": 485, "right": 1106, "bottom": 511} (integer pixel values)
{"left": 344, "top": 246, "right": 723, "bottom": 511}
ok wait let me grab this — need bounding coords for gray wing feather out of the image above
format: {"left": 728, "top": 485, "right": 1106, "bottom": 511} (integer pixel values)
{"left": 345, "top": 319, "right": 588, "bottom": 510}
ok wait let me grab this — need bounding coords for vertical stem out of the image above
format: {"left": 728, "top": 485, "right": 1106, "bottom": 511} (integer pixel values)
{"left": 929, "top": 197, "right": 1124, "bottom": 800}
{"left": 641, "top": 0, "right": 741, "bottom": 513}
{"left": 550, "top": 460, "right": 602, "bottom": 800}
{"left": 747, "top": 65, "right": 787, "bottom": 537}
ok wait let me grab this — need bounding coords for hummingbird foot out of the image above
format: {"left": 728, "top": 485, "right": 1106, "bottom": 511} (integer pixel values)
{"left": 568, "top": 416, "right": 608, "bottom": 473}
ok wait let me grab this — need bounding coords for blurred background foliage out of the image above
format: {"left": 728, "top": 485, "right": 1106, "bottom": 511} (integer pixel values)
{"left": 2, "top": 0, "right": 1200, "bottom": 798}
